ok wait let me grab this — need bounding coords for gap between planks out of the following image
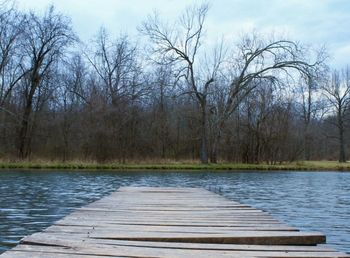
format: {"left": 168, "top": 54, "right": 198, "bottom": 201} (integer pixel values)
{"left": 1, "top": 186, "right": 349, "bottom": 258}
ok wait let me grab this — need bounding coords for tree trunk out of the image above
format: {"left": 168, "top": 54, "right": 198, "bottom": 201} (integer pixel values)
{"left": 304, "top": 80, "right": 312, "bottom": 161}
{"left": 338, "top": 107, "right": 346, "bottom": 163}
{"left": 18, "top": 99, "right": 33, "bottom": 159}
{"left": 304, "top": 130, "right": 311, "bottom": 161}
{"left": 255, "top": 135, "right": 260, "bottom": 164}
{"left": 210, "top": 136, "right": 218, "bottom": 164}
{"left": 200, "top": 105, "right": 208, "bottom": 164}
{"left": 18, "top": 76, "right": 39, "bottom": 159}
{"left": 339, "top": 122, "right": 346, "bottom": 163}
{"left": 210, "top": 125, "right": 223, "bottom": 164}
{"left": 160, "top": 88, "right": 166, "bottom": 159}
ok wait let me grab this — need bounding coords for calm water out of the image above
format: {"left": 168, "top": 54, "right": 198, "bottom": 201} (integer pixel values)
{"left": 0, "top": 170, "right": 349, "bottom": 254}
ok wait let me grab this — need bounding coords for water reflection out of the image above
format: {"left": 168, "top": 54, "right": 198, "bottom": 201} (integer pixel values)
{"left": 0, "top": 170, "right": 349, "bottom": 253}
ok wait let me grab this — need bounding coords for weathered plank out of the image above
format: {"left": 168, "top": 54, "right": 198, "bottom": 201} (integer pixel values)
{"left": 1, "top": 187, "right": 349, "bottom": 258}
{"left": 2, "top": 244, "right": 349, "bottom": 258}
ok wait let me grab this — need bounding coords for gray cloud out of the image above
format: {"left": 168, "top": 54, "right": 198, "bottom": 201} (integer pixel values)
{"left": 16, "top": 0, "right": 350, "bottom": 68}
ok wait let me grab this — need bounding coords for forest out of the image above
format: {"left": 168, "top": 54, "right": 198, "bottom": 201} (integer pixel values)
{"left": 0, "top": 2, "right": 349, "bottom": 164}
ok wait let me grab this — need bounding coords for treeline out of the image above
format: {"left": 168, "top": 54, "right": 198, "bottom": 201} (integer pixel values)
{"left": 1, "top": 2, "right": 349, "bottom": 164}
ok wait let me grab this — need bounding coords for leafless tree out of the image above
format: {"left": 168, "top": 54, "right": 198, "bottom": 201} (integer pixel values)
{"left": 56, "top": 54, "right": 88, "bottom": 161}
{"left": 85, "top": 28, "right": 141, "bottom": 106}
{"left": 141, "top": 3, "right": 224, "bottom": 163}
{"left": 0, "top": 2, "right": 345, "bottom": 164}
{"left": 209, "top": 34, "right": 324, "bottom": 163}
{"left": 299, "top": 74, "right": 315, "bottom": 160}
{"left": 84, "top": 28, "right": 148, "bottom": 162}
{"left": 17, "top": 6, "right": 76, "bottom": 158}
{"left": 297, "top": 68, "right": 328, "bottom": 160}
{"left": 0, "top": 3, "right": 25, "bottom": 114}
{"left": 322, "top": 68, "right": 350, "bottom": 162}
{"left": 150, "top": 63, "right": 175, "bottom": 158}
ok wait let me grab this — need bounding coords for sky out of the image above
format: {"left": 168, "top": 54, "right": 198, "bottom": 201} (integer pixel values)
{"left": 15, "top": 0, "right": 350, "bottom": 68}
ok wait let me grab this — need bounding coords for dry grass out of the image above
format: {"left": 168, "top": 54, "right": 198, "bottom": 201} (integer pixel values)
{"left": 0, "top": 159, "right": 349, "bottom": 171}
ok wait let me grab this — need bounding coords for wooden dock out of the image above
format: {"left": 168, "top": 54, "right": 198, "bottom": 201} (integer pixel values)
{"left": 1, "top": 187, "right": 349, "bottom": 257}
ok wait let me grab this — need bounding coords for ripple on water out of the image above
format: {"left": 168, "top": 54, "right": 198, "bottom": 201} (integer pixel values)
{"left": 0, "top": 170, "right": 349, "bottom": 254}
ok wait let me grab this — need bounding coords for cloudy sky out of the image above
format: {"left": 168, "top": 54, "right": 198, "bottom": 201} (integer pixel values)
{"left": 15, "top": 0, "right": 350, "bottom": 68}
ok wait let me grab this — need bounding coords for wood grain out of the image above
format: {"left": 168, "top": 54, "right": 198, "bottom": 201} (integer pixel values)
{"left": 1, "top": 187, "right": 349, "bottom": 258}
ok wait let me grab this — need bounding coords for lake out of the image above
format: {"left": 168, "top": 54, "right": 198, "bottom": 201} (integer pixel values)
{"left": 0, "top": 170, "right": 349, "bottom": 254}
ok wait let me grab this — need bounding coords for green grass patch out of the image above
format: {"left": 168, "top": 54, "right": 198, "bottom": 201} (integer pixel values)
{"left": 0, "top": 160, "right": 349, "bottom": 171}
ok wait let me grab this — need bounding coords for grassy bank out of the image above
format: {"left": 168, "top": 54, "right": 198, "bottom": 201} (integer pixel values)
{"left": 0, "top": 160, "right": 350, "bottom": 171}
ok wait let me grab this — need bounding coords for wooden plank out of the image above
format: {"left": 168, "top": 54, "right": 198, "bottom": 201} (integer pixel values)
{"left": 56, "top": 218, "right": 286, "bottom": 226}
{"left": 21, "top": 233, "right": 336, "bottom": 252}
{"left": 54, "top": 222, "right": 298, "bottom": 231}
{"left": 1, "top": 187, "right": 349, "bottom": 258}
{"left": 88, "top": 230, "right": 326, "bottom": 245}
{"left": 16, "top": 232, "right": 350, "bottom": 257}
{"left": 3, "top": 243, "right": 349, "bottom": 258}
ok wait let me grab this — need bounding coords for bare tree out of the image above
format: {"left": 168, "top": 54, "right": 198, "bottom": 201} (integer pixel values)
{"left": 17, "top": 6, "right": 76, "bottom": 158}
{"left": 322, "top": 68, "right": 350, "bottom": 163}
{"left": 57, "top": 54, "right": 87, "bottom": 161}
{"left": 209, "top": 34, "right": 323, "bottom": 163}
{"left": 150, "top": 63, "right": 175, "bottom": 158}
{"left": 84, "top": 28, "right": 147, "bottom": 162}
{"left": 299, "top": 74, "right": 315, "bottom": 160}
{"left": 297, "top": 69, "right": 327, "bottom": 160}
{"left": 0, "top": 2, "right": 26, "bottom": 156}
{"left": 0, "top": 1, "right": 343, "bottom": 164}
{"left": 86, "top": 28, "right": 141, "bottom": 105}
{"left": 141, "top": 3, "right": 224, "bottom": 163}
{"left": 0, "top": 3, "right": 25, "bottom": 112}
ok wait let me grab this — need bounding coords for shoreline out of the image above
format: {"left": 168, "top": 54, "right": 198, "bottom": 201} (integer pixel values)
{"left": 1, "top": 161, "right": 350, "bottom": 171}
